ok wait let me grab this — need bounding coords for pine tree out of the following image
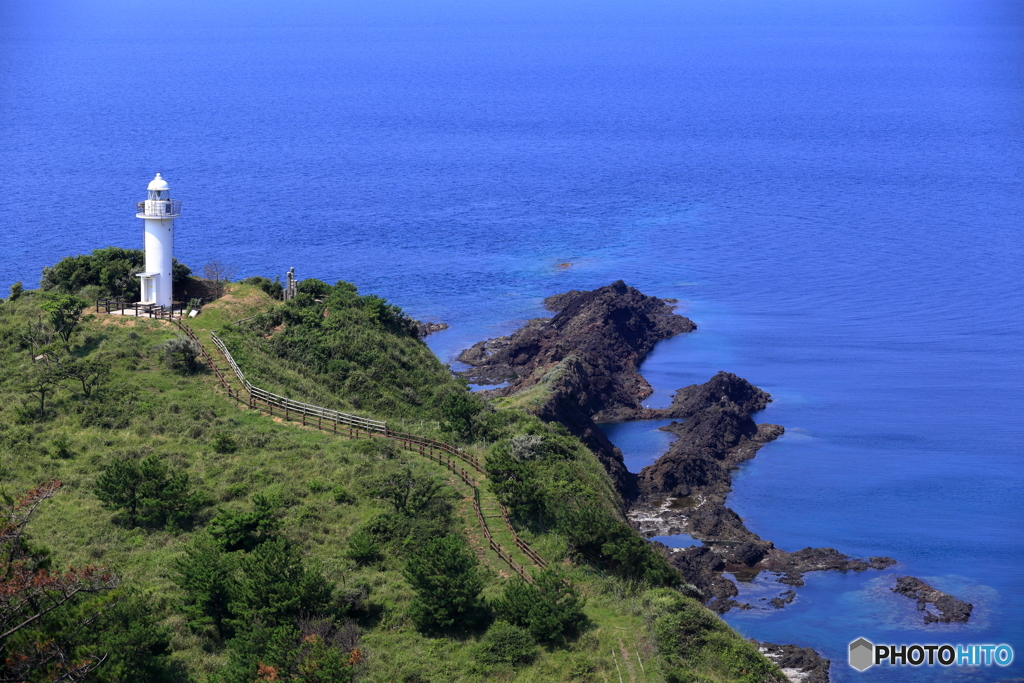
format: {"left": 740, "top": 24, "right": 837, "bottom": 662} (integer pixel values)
{"left": 227, "top": 537, "right": 331, "bottom": 634}
{"left": 403, "top": 534, "right": 485, "bottom": 632}
{"left": 494, "top": 567, "right": 587, "bottom": 644}
{"left": 173, "top": 533, "right": 238, "bottom": 639}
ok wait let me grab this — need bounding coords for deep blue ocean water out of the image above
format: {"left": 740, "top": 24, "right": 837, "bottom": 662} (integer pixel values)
{"left": 2, "top": 1, "right": 1022, "bottom": 679}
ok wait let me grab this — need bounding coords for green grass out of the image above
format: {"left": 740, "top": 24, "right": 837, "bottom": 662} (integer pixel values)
{"left": 0, "top": 286, "right": 785, "bottom": 683}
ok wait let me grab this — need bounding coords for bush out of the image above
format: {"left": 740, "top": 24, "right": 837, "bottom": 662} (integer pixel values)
{"left": 8, "top": 281, "right": 23, "bottom": 301}
{"left": 475, "top": 620, "right": 537, "bottom": 666}
{"left": 94, "top": 454, "right": 204, "bottom": 529}
{"left": 208, "top": 494, "right": 282, "bottom": 552}
{"left": 494, "top": 567, "right": 587, "bottom": 644}
{"left": 210, "top": 432, "right": 238, "bottom": 454}
{"left": 160, "top": 335, "right": 203, "bottom": 374}
{"left": 40, "top": 247, "right": 191, "bottom": 299}
{"left": 403, "top": 534, "right": 486, "bottom": 632}
{"left": 559, "top": 506, "right": 680, "bottom": 586}
{"left": 331, "top": 485, "right": 356, "bottom": 504}
{"left": 345, "top": 528, "right": 382, "bottom": 566}
{"left": 240, "top": 276, "right": 283, "bottom": 299}
{"left": 295, "top": 278, "right": 331, "bottom": 298}
{"left": 644, "top": 588, "right": 786, "bottom": 683}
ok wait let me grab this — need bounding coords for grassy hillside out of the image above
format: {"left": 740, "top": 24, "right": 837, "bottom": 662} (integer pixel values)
{"left": 0, "top": 278, "right": 785, "bottom": 683}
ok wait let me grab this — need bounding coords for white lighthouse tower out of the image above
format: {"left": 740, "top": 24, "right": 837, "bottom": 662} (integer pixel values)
{"left": 135, "top": 173, "right": 180, "bottom": 309}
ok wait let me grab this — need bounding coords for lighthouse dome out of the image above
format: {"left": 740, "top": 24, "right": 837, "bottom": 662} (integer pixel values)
{"left": 147, "top": 173, "right": 169, "bottom": 191}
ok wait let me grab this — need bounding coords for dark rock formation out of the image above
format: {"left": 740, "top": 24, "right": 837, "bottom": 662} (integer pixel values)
{"left": 892, "top": 576, "right": 973, "bottom": 623}
{"left": 754, "top": 641, "right": 831, "bottom": 683}
{"left": 415, "top": 321, "right": 449, "bottom": 337}
{"left": 457, "top": 281, "right": 696, "bottom": 498}
{"left": 665, "top": 546, "right": 742, "bottom": 612}
{"left": 769, "top": 590, "right": 796, "bottom": 609}
{"left": 636, "top": 373, "right": 784, "bottom": 505}
{"left": 459, "top": 280, "right": 695, "bottom": 418}
{"left": 760, "top": 548, "right": 897, "bottom": 587}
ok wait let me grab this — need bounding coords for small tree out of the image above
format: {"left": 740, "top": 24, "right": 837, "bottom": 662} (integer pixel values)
{"left": 8, "top": 281, "right": 23, "bottom": 301}
{"left": 202, "top": 261, "right": 237, "bottom": 300}
{"left": 57, "top": 356, "right": 110, "bottom": 398}
{"left": 494, "top": 567, "right": 587, "bottom": 644}
{"left": 22, "top": 363, "right": 59, "bottom": 419}
{"left": 94, "top": 454, "right": 202, "bottom": 529}
{"left": 40, "top": 293, "right": 87, "bottom": 343}
{"left": 363, "top": 463, "right": 451, "bottom": 518}
{"left": 403, "top": 534, "right": 485, "bottom": 632}
{"left": 208, "top": 494, "right": 282, "bottom": 552}
{"left": 160, "top": 335, "right": 202, "bottom": 373}
{"left": 174, "top": 533, "right": 238, "bottom": 640}
{"left": 440, "top": 391, "right": 483, "bottom": 442}
{"left": 22, "top": 315, "right": 54, "bottom": 359}
{"left": 227, "top": 537, "right": 332, "bottom": 634}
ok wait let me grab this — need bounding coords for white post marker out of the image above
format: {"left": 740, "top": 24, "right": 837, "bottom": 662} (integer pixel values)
{"left": 135, "top": 173, "right": 181, "bottom": 308}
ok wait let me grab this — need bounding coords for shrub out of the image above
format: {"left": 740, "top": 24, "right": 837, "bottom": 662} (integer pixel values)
{"left": 40, "top": 247, "right": 190, "bottom": 299}
{"left": 295, "top": 278, "right": 331, "bottom": 298}
{"left": 306, "top": 478, "right": 329, "bottom": 494}
{"left": 559, "top": 506, "right": 680, "bottom": 586}
{"left": 50, "top": 437, "right": 73, "bottom": 460}
{"left": 210, "top": 432, "right": 238, "bottom": 454}
{"left": 240, "top": 276, "right": 283, "bottom": 299}
{"left": 345, "top": 528, "right": 382, "bottom": 566}
{"left": 475, "top": 621, "right": 537, "bottom": 666}
{"left": 160, "top": 335, "right": 203, "bottom": 374}
{"left": 8, "top": 281, "right": 23, "bottom": 301}
{"left": 208, "top": 494, "right": 282, "bottom": 552}
{"left": 403, "top": 534, "right": 486, "bottom": 632}
{"left": 94, "top": 454, "right": 204, "bottom": 529}
{"left": 644, "top": 588, "right": 786, "bottom": 683}
{"left": 331, "top": 485, "right": 356, "bottom": 505}
{"left": 494, "top": 567, "right": 587, "bottom": 644}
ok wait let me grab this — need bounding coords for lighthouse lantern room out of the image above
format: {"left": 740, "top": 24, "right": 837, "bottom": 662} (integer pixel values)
{"left": 135, "top": 173, "right": 181, "bottom": 308}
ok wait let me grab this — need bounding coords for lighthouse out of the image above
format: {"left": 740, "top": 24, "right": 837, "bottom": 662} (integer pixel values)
{"left": 135, "top": 173, "right": 180, "bottom": 308}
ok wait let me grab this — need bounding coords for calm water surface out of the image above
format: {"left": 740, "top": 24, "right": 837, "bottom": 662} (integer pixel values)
{"left": 2, "top": 1, "right": 1021, "bottom": 679}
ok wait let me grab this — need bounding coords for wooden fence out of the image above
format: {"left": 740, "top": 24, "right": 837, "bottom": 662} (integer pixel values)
{"left": 175, "top": 322, "right": 545, "bottom": 579}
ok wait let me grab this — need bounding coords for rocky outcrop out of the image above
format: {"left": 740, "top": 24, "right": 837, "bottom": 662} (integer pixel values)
{"left": 631, "top": 372, "right": 784, "bottom": 549}
{"left": 761, "top": 548, "right": 897, "bottom": 586}
{"left": 415, "top": 321, "right": 449, "bottom": 337}
{"left": 458, "top": 280, "right": 695, "bottom": 418}
{"left": 892, "top": 576, "right": 973, "bottom": 623}
{"left": 754, "top": 641, "right": 831, "bottom": 683}
{"left": 457, "top": 281, "right": 697, "bottom": 498}
{"left": 637, "top": 372, "right": 783, "bottom": 504}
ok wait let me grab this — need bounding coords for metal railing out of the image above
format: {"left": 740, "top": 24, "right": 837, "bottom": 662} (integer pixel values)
{"left": 97, "top": 298, "right": 189, "bottom": 318}
{"left": 136, "top": 200, "right": 181, "bottom": 217}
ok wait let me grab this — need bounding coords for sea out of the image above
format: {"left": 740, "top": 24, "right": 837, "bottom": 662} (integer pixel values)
{"left": 1, "top": 1, "right": 1021, "bottom": 680}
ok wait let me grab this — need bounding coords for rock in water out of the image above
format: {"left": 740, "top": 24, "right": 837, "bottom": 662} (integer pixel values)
{"left": 892, "top": 576, "right": 973, "bottom": 623}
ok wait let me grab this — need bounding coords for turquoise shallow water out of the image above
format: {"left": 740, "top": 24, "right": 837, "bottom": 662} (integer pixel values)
{"left": 2, "top": 1, "right": 1022, "bottom": 678}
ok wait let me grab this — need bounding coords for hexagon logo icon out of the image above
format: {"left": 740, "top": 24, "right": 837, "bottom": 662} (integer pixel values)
{"left": 849, "top": 638, "right": 874, "bottom": 671}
